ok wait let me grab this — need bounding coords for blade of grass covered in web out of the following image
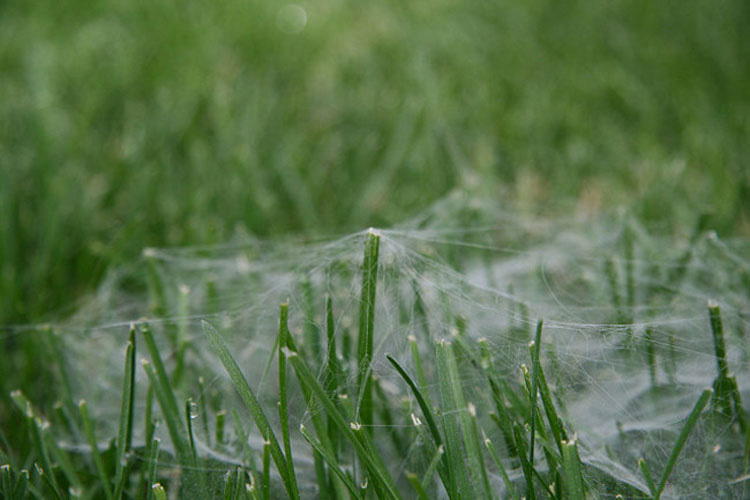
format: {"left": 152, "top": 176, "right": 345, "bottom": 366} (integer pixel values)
{"left": 282, "top": 306, "right": 340, "bottom": 499}
{"left": 653, "top": 388, "right": 712, "bottom": 500}
{"left": 526, "top": 324, "right": 568, "bottom": 458}
{"left": 140, "top": 324, "right": 189, "bottom": 453}
{"left": 114, "top": 326, "right": 136, "bottom": 500}
{"left": 528, "top": 320, "right": 543, "bottom": 465}
{"left": 299, "top": 424, "right": 361, "bottom": 498}
{"left": 386, "top": 355, "right": 452, "bottom": 492}
{"left": 435, "top": 339, "right": 474, "bottom": 498}
{"left": 441, "top": 339, "right": 493, "bottom": 499}
{"left": 141, "top": 325, "right": 192, "bottom": 460}
{"left": 201, "top": 320, "right": 300, "bottom": 500}
{"left": 324, "top": 294, "right": 345, "bottom": 464}
{"left": 483, "top": 430, "right": 519, "bottom": 500}
{"left": 509, "top": 422, "right": 556, "bottom": 500}
{"left": 638, "top": 458, "right": 657, "bottom": 497}
{"left": 357, "top": 229, "right": 380, "bottom": 433}
{"left": 141, "top": 360, "right": 191, "bottom": 462}
{"left": 708, "top": 302, "right": 747, "bottom": 432}
{"left": 560, "top": 439, "right": 585, "bottom": 500}
{"left": 277, "top": 303, "right": 301, "bottom": 498}
{"left": 284, "top": 332, "right": 403, "bottom": 500}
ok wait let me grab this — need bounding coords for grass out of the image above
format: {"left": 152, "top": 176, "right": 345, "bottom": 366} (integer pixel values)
{"left": 1, "top": 0, "right": 749, "bottom": 497}
{"left": 3, "top": 226, "right": 746, "bottom": 498}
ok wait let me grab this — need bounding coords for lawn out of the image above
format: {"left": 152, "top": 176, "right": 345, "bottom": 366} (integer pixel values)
{"left": 1, "top": 0, "right": 748, "bottom": 498}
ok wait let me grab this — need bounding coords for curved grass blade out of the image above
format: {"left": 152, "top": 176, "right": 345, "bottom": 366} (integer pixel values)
{"left": 201, "top": 320, "right": 300, "bottom": 500}
{"left": 654, "top": 388, "right": 712, "bottom": 499}
{"left": 299, "top": 424, "right": 361, "bottom": 499}
{"left": 285, "top": 338, "right": 403, "bottom": 499}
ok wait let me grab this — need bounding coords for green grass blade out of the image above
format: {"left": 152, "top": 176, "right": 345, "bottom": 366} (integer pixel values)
{"left": 33, "top": 463, "right": 62, "bottom": 500}
{"left": 299, "top": 424, "right": 361, "bottom": 498}
{"left": 357, "top": 230, "right": 380, "bottom": 433}
{"left": 114, "top": 327, "right": 136, "bottom": 499}
{"left": 442, "top": 339, "right": 492, "bottom": 498}
{"left": 216, "top": 410, "right": 226, "bottom": 445}
{"left": 201, "top": 320, "right": 299, "bottom": 500}
{"left": 261, "top": 441, "right": 270, "bottom": 500}
{"left": 147, "top": 438, "right": 160, "bottom": 500}
{"left": 435, "top": 340, "right": 473, "bottom": 498}
{"left": 386, "top": 353, "right": 454, "bottom": 494}
{"left": 654, "top": 388, "right": 712, "bottom": 499}
{"left": 386, "top": 355, "right": 442, "bottom": 449}
{"left": 284, "top": 337, "right": 403, "bottom": 500}
{"left": 151, "top": 483, "right": 167, "bottom": 500}
{"left": 528, "top": 320, "right": 543, "bottom": 466}
{"left": 512, "top": 423, "right": 536, "bottom": 500}
{"left": 79, "top": 400, "right": 114, "bottom": 500}
{"left": 9, "top": 391, "right": 70, "bottom": 496}
{"left": 420, "top": 443, "right": 445, "bottom": 489}
{"left": 638, "top": 458, "right": 656, "bottom": 497}
{"left": 560, "top": 439, "right": 585, "bottom": 500}
{"left": 405, "top": 471, "right": 430, "bottom": 500}
{"left": 141, "top": 359, "right": 192, "bottom": 461}
{"left": 141, "top": 324, "right": 189, "bottom": 454}
{"left": 483, "top": 431, "right": 519, "bottom": 500}
{"left": 277, "top": 303, "right": 301, "bottom": 498}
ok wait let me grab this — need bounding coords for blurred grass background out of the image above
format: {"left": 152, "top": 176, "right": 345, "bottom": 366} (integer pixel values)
{"left": 1, "top": 0, "right": 749, "bottom": 326}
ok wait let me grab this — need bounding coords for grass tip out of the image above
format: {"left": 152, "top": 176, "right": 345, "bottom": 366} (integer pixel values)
{"left": 142, "top": 247, "right": 157, "bottom": 258}
{"left": 468, "top": 402, "right": 476, "bottom": 417}
{"left": 408, "top": 334, "right": 417, "bottom": 342}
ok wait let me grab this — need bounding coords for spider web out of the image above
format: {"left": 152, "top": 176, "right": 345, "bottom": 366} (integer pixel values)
{"left": 12, "top": 193, "right": 750, "bottom": 498}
